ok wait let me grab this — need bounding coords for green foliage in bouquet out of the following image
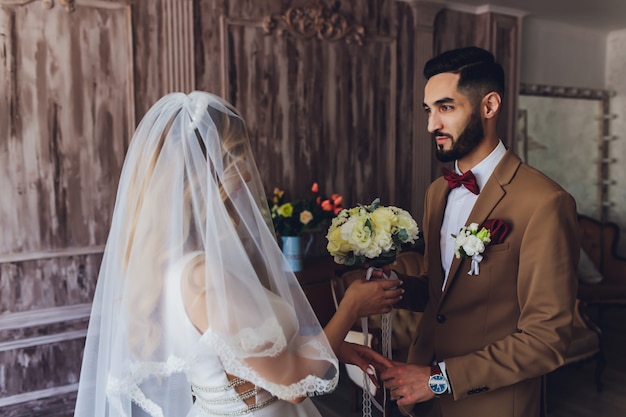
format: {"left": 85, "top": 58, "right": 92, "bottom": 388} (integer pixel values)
{"left": 326, "top": 198, "right": 420, "bottom": 267}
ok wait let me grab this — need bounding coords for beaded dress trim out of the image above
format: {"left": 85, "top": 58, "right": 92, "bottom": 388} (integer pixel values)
{"left": 191, "top": 378, "right": 278, "bottom": 416}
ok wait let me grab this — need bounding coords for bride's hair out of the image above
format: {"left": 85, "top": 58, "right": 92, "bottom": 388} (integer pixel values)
{"left": 121, "top": 100, "right": 250, "bottom": 358}
{"left": 75, "top": 93, "right": 339, "bottom": 416}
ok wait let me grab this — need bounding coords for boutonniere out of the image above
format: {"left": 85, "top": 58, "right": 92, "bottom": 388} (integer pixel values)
{"left": 452, "top": 219, "right": 509, "bottom": 275}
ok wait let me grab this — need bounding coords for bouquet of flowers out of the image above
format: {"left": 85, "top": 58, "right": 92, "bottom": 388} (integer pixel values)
{"left": 327, "top": 198, "right": 420, "bottom": 416}
{"left": 326, "top": 198, "right": 420, "bottom": 267}
{"left": 270, "top": 182, "right": 343, "bottom": 237}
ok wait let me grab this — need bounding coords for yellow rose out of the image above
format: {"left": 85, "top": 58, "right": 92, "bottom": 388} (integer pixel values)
{"left": 327, "top": 226, "right": 351, "bottom": 255}
{"left": 277, "top": 203, "right": 293, "bottom": 217}
{"left": 371, "top": 207, "right": 395, "bottom": 234}
{"left": 395, "top": 209, "right": 420, "bottom": 240}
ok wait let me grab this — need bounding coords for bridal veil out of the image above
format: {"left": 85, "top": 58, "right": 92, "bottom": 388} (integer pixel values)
{"left": 74, "top": 91, "right": 338, "bottom": 417}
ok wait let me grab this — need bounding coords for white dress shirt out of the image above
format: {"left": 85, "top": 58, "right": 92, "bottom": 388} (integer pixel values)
{"left": 437, "top": 141, "right": 507, "bottom": 393}
{"left": 440, "top": 141, "right": 507, "bottom": 290}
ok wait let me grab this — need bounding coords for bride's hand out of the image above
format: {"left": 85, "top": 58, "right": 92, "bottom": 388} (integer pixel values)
{"left": 337, "top": 341, "right": 394, "bottom": 386}
{"left": 364, "top": 263, "right": 393, "bottom": 279}
{"left": 342, "top": 277, "right": 403, "bottom": 317}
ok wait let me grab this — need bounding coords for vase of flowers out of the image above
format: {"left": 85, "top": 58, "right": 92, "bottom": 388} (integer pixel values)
{"left": 270, "top": 182, "right": 342, "bottom": 271}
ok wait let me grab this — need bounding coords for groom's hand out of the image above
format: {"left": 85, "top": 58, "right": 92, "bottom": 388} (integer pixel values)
{"left": 380, "top": 363, "right": 435, "bottom": 406}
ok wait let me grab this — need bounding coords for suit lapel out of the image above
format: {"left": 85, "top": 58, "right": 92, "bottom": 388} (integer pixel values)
{"left": 441, "top": 150, "right": 521, "bottom": 295}
{"left": 427, "top": 179, "right": 450, "bottom": 295}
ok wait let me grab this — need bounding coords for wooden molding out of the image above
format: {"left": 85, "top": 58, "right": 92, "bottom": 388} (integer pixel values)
{"left": 0, "top": 245, "right": 104, "bottom": 263}
{"left": 519, "top": 83, "right": 613, "bottom": 100}
{"left": 0, "top": 383, "right": 78, "bottom": 408}
{"left": 443, "top": 1, "right": 528, "bottom": 19}
{"left": 0, "top": 0, "right": 133, "bottom": 11}
{"left": 161, "top": 0, "right": 195, "bottom": 93}
{"left": 0, "top": 329, "right": 87, "bottom": 352}
{"left": 0, "top": 0, "right": 74, "bottom": 12}
{"left": 0, "top": 304, "right": 91, "bottom": 352}
{"left": 0, "top": 303, "right": 91, "bottom": 331}
{"left": 519, "top": 82, "right": 614, "bottom": 222}
{"left": 262, "top": 0, "right": 365, "bottom": 46}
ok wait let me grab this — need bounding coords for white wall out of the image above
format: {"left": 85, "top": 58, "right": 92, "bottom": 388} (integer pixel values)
{"left": 520, "top": 18, "right": 607, "bottom": 89}
{"left": 520, "top": 18, "right": 626, "bottom": 257}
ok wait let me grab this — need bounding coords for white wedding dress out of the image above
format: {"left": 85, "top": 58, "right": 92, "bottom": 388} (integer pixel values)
{"left": 165, "top": 252, "right": 324, "bottom": 417}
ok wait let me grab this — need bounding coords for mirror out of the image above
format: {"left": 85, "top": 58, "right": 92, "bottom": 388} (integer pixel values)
{"left": 516, "top": 83, "right": 614, "bottom": 222}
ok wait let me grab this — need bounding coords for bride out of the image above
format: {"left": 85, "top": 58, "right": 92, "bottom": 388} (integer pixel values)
{"left": 73, "top": 91, "right": 402, "bottom": 417}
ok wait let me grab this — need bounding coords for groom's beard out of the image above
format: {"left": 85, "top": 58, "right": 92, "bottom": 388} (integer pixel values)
{"left": 434, "top": 109, "right": 484, "bottom": 163}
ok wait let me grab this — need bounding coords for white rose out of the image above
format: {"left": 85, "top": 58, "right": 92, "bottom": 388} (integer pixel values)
{"left": 341, "top": 214, "right": 372, "bottom": 255}
{"left": 462, "top": 235, "right": 485, "bottom": 257}
{"left": 300, "top": 210, "right": 314, "bottom": 225}
{"left": 394, "top": 209, "right": 420, "bottom": 242}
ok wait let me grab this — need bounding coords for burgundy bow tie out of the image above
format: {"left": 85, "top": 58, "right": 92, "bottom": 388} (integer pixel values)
{"left": 442, "top": 167, "right": 479, "bottom": 195}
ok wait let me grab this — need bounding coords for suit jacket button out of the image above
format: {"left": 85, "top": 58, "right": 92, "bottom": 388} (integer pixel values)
{"left": 436, "top": 314, "right": 446, "bottom": 323}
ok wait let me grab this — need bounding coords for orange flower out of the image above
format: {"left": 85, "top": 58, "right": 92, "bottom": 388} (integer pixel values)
{"left": 321, "top": 193, "right": 343, "bottom": 214}
{"left": 311, "top": 182, "right": 319, "bottom": 193}
{"left": 330, "top": 194, "right": 343, "bottom": 206}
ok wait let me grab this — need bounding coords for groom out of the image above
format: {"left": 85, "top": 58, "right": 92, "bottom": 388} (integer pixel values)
{"left": 377, "top": 46, "right": 579, "bottom": 417}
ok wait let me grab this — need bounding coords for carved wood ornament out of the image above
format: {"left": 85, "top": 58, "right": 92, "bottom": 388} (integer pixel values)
{"left": 263, "top": 0, "right": 365, "bottom": 45}
{"left": 44, "top": 0, "right": 75, "bottom": 12}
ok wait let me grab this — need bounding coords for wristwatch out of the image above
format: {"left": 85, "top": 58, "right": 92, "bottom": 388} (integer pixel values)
{"left": 428, "top": 364, "right": 449, "bottom": 395}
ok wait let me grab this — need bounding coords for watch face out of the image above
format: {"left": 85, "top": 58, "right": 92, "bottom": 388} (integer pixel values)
{"left": 429, "top": 374, "right": 448, "bottom": 394}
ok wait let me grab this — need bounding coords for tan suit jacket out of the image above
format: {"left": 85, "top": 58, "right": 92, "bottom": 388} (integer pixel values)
{"left": 402, "top": 150, "right": 579, "bottom": 417}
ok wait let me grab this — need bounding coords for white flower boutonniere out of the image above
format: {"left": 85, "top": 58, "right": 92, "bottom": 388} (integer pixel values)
{"left": 452, "top": 223, "right": 490, "bottom": 275}
{"left": 452, "top": 219, "right": 510, "bottom": 275}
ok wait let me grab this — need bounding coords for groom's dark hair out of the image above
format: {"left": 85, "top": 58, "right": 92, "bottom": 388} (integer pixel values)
{"left": 424, "top": 46, "right": 505, "bottom": 105}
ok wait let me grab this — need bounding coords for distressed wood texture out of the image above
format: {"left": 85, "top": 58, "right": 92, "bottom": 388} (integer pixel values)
{"left": 197, "top": 0, "right": 421, "bottom": 221}
{"left": 0, "top": 0, "right": 133, "bottom": 413}
{"left": 0, "top": 1, "right": 134, "bottom": 255}
{"left": 0, "top": 254, "right": 101, "bottom": 314}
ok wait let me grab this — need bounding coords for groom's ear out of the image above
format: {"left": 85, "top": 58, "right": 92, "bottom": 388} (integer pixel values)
{"left": 481, "top": 92, "right": 501, "bottom": 119}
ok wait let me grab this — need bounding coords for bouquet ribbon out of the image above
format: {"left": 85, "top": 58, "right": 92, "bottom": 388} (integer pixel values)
{"left": 360, "top": 266, "right": 393, "bottom": 417}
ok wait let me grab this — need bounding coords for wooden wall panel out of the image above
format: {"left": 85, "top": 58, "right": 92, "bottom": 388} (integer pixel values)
{"left": 222, "top": 20, "right": 398, "bottom": 209}
{"left": 488, "top": 13, "right": 521, "bottom": 150}
{"left": 398, "top": 1, "right": 444, "bottom": 224}
{"left": 0, "top": 1, "right": 133, "bottom": 255}
{"left": 0, "top": 253, "right": 101, "bottom": 314}
{"left": 198, "top": 0, "right": 412, "bottom": 228}
{"left": 0, "top": 1, "right": 133, "bottom": 414}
